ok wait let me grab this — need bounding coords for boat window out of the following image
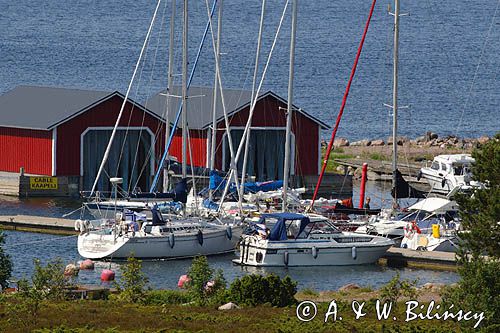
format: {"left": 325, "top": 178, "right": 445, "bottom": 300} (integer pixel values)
{"left": 453, "top": 165, "right": 464, "bottom": 175}
{"left": 300, "top": 221, "right": 340, "bottom": 238}
{"left": 431, "top": 161, "right": 439, "bottom": 170}
{"left": 440, "top": 163, "right": 447, "bottom": 171}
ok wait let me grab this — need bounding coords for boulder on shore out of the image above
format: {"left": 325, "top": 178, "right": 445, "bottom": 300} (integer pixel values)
{"left": 334, "top": 138, "right": 349, "bottom": 148}
{"left": 339, "top": 283, "right": 361, "bottom": 292}
{"left": 426, "top": 131, "right": 438, "bottom": 141}
{"left": 350, "top": 139, "right": 371, "bottom": 147}
{"left": 218, "top": 302, "right": 240, "bottom": 310}
{"left": 477, "top": 136, "right": 490, "bottom": 145}
{"left": 371, "top": 139, "right": 385, "bottom": 146}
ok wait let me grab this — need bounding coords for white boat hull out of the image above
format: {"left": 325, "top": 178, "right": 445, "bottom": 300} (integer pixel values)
{"left": 78, "top": 225, "right": 242, "bottom": 260}
{"left": 233, "top": 235, "right": 393, "bottom": 267}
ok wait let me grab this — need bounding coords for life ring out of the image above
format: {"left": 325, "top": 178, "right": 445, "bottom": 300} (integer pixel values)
{"left": 404, "top": 221, "right": 421, "bottom": 239}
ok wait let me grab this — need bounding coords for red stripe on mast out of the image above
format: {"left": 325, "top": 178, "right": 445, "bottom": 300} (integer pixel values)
{"left": 310, "top": 0, "right": 377, "bottom": 208}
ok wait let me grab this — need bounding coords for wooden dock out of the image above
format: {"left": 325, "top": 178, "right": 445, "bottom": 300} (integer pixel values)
{"left": 0, "top": 215, "right": 77, "bottom": 235}
{"left": 380, "top": 247, "right": 457, "bottom": 271}
{"left": 334, "top": 158, "right": 423, "bottom": 178}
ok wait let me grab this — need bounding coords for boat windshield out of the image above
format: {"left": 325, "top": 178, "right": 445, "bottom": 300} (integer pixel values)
{"left": 297, "top": 220, "right": 341, "bottom": 239}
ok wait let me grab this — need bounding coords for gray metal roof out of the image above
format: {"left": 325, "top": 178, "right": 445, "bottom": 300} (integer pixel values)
{"left": 0, "top": 85, "right": 164, "bottom": 130}
{"left": 0, "top": 86, "right": 112, "bottom": 130}
{"left": 145, "top": 86, "right": 329, "bottom": 130}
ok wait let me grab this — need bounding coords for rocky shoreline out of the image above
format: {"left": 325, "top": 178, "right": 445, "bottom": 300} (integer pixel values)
{"left": 327, "top": 132, "right": 492, "bottom": 150}
{"left": 323, "top": 133, "right": 494, "bottom": 164}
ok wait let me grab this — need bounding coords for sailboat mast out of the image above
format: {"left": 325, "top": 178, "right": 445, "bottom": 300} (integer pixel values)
{"left": 164, "top": 0, "right": 176, "bottom": 192}
{"left": 282, "top": 0, "right": 297, "bottom": 212}
{"left": 209, "top": 0, "right": 223, "bottom": 201}
{"left": 391, "top": 0, "right": 400, "bottom": 204}
{"left": 181, "top": 0, "right": 188, "bottom": 179}
{"left": 240, "top": 0, "right": 266, "bottom": 202}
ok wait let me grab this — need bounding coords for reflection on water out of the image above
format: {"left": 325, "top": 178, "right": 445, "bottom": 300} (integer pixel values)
{"left": 2, "top": 230, "right": 459, "bottom": 290}
{"left": 0, "top": 194, "right": 82, "bottom": 218}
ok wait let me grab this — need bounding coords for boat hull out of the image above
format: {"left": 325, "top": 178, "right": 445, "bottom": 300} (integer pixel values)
{"left": 78, "top": 226, "right": 242, "bottom": 260}
{"left": 233, "top": 237, "right": 393, "bottom": 267}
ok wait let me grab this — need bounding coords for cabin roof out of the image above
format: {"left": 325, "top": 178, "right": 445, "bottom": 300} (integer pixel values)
{"left": 0, "top": 85, "right": 164, "bottom": 130}
{"left": 145, "top": 86, "right": 329, "bottom": 130}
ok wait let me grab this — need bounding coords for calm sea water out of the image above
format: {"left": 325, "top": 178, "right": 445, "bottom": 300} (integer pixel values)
{"left": 0, "top": 180, "right": 458, "bottom": 289}
{"left": 1, "top": 0, "right": 498, "bottom": 141}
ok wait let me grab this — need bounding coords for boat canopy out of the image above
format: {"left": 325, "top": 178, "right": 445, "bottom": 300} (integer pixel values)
{"left": 209, "top": 171, "right": 283, "bottom": 194}
{"left": 408, "top": 197, "right": 458, "bottom": 213}
{"left": 260, "top": 213, "right": 311, "bottom": 241}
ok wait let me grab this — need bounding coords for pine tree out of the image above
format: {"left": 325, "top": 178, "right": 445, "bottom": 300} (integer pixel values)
{"left": 445, "top": 133, "right": 500, "bottom": 328}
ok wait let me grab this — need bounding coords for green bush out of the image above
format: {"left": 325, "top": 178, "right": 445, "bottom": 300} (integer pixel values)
{"left": 114, "top": 256, "right": 149, "bottom": 303}
{"left": 31, "top": 258, "right": 71, "bottom": 300}
{"left": 143, "top": 289, "right": 192, "bottom": 305}
{"left": 186, "top": 256, "right": 227, "bottom": 306}
{"left": 0, "top": 230, "right": 13, "bottom": 291}
{"left": 380, "top": 272, "right": 417, "bottom": 305}
{"left": 228, "top": 273, "right": 297, "bottom": 307}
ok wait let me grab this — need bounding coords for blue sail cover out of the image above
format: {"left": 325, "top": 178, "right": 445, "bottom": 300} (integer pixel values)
{"left": 130, "top": 178, "right": 188, "bottom": 203}
{"left": 209, "top": 171, "right": 283, "bottom": 194}
{"left": 265, "top": 213, "right": 311, "bottom": 241}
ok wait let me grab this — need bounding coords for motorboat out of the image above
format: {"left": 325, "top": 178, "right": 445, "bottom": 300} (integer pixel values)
{"left": 355, "top": 197, "right": 460, "bottom": 240}
{"left": 233, "top": 213, "right": 393, "bottom": 267}
{"left": 418, "top": 154, "right": 484, "bottom": 196}
{"left": 400, "top": 221, "right": 460, "bottom": 252}
{"left": 77, "top": 206, "right": 242, "bottom": 260}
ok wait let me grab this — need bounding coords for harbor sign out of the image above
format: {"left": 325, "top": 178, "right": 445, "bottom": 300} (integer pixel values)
{"left": 30, "top": 176, "right": 58, "bottom": 190}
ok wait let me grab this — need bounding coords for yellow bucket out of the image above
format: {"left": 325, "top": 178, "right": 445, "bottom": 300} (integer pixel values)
{"left": 432, "top": 224, "right": 440, "bottom": 238}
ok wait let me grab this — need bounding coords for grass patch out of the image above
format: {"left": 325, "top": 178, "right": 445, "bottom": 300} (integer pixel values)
{"left": 298, "top": 288, "right": 319, "bottom": 297}
{"left": 0, "top": 298, "right": 472, "bottom": 332}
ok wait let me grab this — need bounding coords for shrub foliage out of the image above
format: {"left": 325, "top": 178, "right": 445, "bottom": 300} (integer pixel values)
{"left": 228, "top": 273, "right": 297, "bottom": 307}
{"left": 444, "top": 132, "right": 500, "bottom": 328}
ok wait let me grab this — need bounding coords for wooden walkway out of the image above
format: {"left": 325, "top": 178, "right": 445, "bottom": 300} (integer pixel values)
{"left": 334, "top": 158, "right": 423, "bottom": 177}
{"left": 0, "top": 215, "right": 77, "bottom": 235}
{"left": 381, "top": 247, "right": 457, "bottom": 270}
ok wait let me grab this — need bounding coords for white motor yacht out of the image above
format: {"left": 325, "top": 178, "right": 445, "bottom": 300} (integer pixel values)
{"left": 233, "top": 213, "right": 393, "bottom": 267}
{"left": 355, "top": 197, "right": 460, "bottom": 240}
{"left": 418, "top": 154, "right": 484, "bottom": 196}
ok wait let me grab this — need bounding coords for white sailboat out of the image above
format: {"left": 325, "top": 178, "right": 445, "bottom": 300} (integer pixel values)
{"left": 77, "top": 0, "right": 241, "bottom": 260}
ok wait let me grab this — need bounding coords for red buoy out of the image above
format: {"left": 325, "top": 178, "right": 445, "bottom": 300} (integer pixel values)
{"left": 79, "top": 259, "right": 95, "bottom": 270}
{"left": 101, "top": 269, "right": 115, "bottom": 282}
{"left": 177, "top": 274, "right": 191, "bottom": 288}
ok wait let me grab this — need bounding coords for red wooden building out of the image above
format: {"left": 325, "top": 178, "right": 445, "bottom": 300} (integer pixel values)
{"left": 0, "top": 85, "right": 327, "bottom": 193}
{"left": 0, "top": 86, "right": 166, "bottom": 192}
{"left": 146, "top": 86, "right": 329, "bottom": 181}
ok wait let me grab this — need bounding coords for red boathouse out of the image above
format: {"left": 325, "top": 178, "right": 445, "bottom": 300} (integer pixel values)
{"left": 0, "top": 85, "right": 327, "bottom": 194}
